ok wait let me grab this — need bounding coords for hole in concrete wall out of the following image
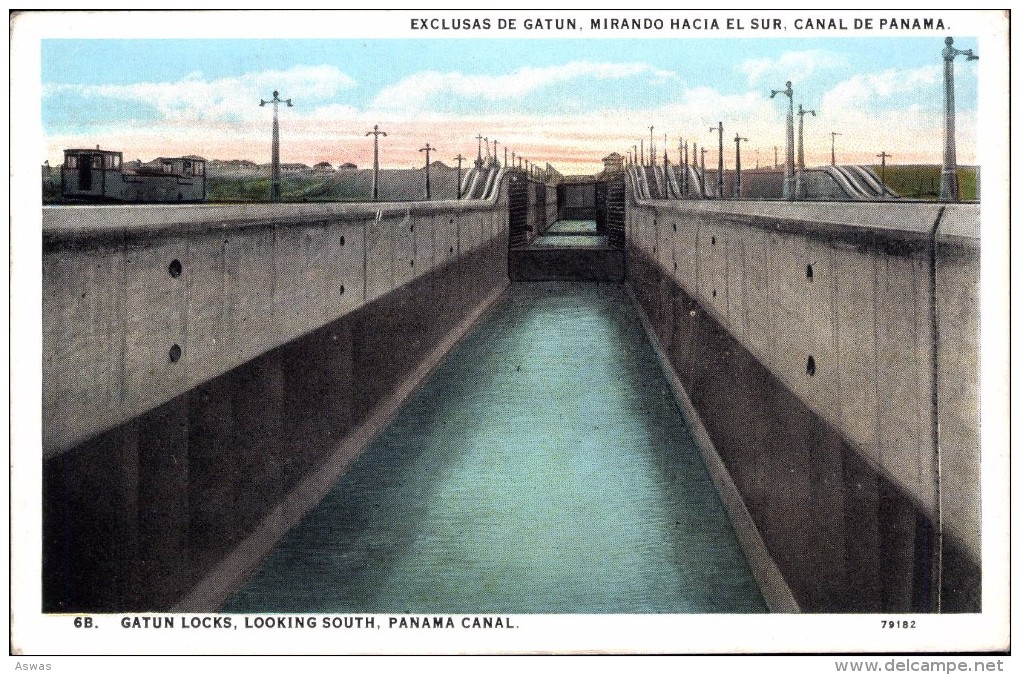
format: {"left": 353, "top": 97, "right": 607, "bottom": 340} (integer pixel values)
{"left": 410, "top": 259, "right": 414, "bottom": 267}
{"left": 673, "top": 223, "right": 677, "bottom": 232}
{"left": 674, "top": 261, "right": 677, "bottom": 272}
{"left": 169, "top": 344, "right": 182, "bottom": 363}
{"left": 168, "top": 259, "right": 182, "bottom": 278}
{"left": 450, "top": 246, "right": 454, "bottom": 254}
{"left": 712, "top": 289, "right": 717, "bottom": 297}
{"left": 711, "top": 236, "right": 716, "bottom": 245}
{"left": 806, "top": 355, "right": 816, "bottom": 376}
{"left": 806, "top": 263, "right": 813, "bottom": 280}
{"left": 410, "top": 224, "right": 414, "bottom": 232}
{"left": 449, "top": 218, "right": 454, "bottom": 224}
{"left": 339, "top": 284, "right": 345, "bottom": 295}
{"left": 339, "top": 235, "right": 345, "bottom": 246}
{"left": 653, "top": 246, "right": 657, "bottom": 254}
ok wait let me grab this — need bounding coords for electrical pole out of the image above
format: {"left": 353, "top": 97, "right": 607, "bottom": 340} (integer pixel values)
{"left": 700, "top": 146, "right": 708, "bottom": 197}
{"left": 940, "top": 36, "right": 978, "bottom": 202}
{"left": 877, "top": 151, "right": 892, "bottom": 197}
{"left": 365, "top": 124, "right": 387, "bottom": 201}
{"left": 259, "top": 90, "right": 292, "bottom": 202}
{"left": 710, "top": 122, "right": 724, "bottom": 198}
{"left": 453, "top": 153, "right": 466, "bottom": 199}
{"left": 419, "top": 143, "right": 435, "bottom": 200}
{"left": 770, "top": 80, "right": 794, "bottom": 199}
{"left": 734, "top": 134, "right": 748, "bottom": 198}
{"left": 796, "top": 104, "right": 816, "bottom": 199}
{"left": 830, "top": 131, "right": 842, "bottom": 167}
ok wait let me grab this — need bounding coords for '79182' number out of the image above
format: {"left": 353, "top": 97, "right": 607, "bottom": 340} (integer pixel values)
{"left": 881, "top": 620, "right": 916, "bottom": 629}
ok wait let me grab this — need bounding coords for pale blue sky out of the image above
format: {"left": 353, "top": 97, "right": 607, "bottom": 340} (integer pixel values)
{"left": 40, "top": 36, "right": 980, "bottom": 171}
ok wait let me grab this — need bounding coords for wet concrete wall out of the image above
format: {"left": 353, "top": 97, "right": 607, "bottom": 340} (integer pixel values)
{"left": 625, "top": 190, "right": 980, "bottom": 612}
{"left": 42, "top": 197, "right": 509, "bottom": 611}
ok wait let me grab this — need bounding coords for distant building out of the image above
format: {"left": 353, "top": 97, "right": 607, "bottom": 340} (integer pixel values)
{"left": 61, "top": 148, "right": 206, "bottom": 202}
{"left": 601, "top": 152, "right": 625, "bottom": 174}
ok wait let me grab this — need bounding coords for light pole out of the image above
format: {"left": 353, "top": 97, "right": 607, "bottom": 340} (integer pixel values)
{"left": 365, "top": 124, "right": 387, "bottom": 201}
{"left": 640, "top": 139, "right": 644, "bottom": 166}
{"left": 940, "top": 36, "right": 978, "bottom": 202}
{"left": 691, "top": 142, "right": 698, "bottom": 196}
{"left": 734, "top": 134, "right": 749, "bottom": 198}
{"left": 683, "top": 140, "right": 690, "bottom": 195}
{"left": 475, "top": 134, "right": 484, "bottom": 166}
{"left": 774, "top": 145, "right": 779, "bottom": 169}
{"left": 796, "top": 104, "right": 816, "bottom": 199}
{"left": 419, "top": 143, "right": 435, "bottom": 200}
{"left": 492, "top": 139, "right": 499, "bottom": 166}
{"left": 877, "top": 151, "right": 892, "bottom": 197}
{"left": 830, "top": 131, "right": 842, "bottom": 166}
{"left": 770, "top": 80, "right": 795, "bottom": 199}
{"left": 648, "top": 126, "right": 655, "bottom": 166}
{"left": 700, "top": 146, "right": 708, "bottom": 197}
{"left": 453, "top": 153, "right": 466, "bottom": 199}
{"left": 259, "top": 90, "right": 292, "bottom": 202}
{"left": 710, "top": 122, "right": 724, "bottom": 198}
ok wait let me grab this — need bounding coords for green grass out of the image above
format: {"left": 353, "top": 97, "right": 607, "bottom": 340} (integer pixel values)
{"left": 870, "top": 165, "right": 979, "bottom": 201}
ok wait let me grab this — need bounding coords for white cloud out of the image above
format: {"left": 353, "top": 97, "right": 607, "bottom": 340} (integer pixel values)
{"left": 371, "top": 61, "right": 680, "bottom": 112}
{"left": 739, "top": 50, "right": 846, "bottom": 86}
{"left": 820, "top": 65, "right": 940, "bottom": 112}
{"left": 43, "top": 65, "right": 358, "bottom": 123}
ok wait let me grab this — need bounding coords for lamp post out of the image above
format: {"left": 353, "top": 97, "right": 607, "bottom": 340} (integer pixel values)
{"left": 492, "top": 139, "right": 499, "bottom": 166}
{"left": 648, "top": 126, "right": 655, "bottom": 166}
{"left": 710, "top": 122, "right": 724, "bottom": 198}
{"left": 419, "top": 143, "right": 435, "bottom": 200}
{"left": 691, "top": 142, "right": 698, "bottom": 197}
{"left": 877, "top": 151, "right": 892, "bottom": 197}
{"left": 796, "top": 104, "right": 816, "bottom": 199}
{"left": 259, "top": 90, "right": 292, "bottom": 202}
{"left": 504, "top": 146, "right": 508, "bottom": 167}
{"left": 475, "top": 134, "right": 484, "bottom": 166}
{"left": 940, "top": 36, "right": 978, "bottom": 202}
{"left": 700, "top": 146, "right": 708, "bottom": 197}
{"left": 830, "top": 131, "right": 842, "bottom": 166}
{"left": 365, "top": 124, "right": 388, "bottom": 201}
{"left": 453, "top": 153, "right": 466, "bottom": 199}
{"left": 770, "top": 80, "right": 795, "bottom": 199}
{"left": 640, "top": 139, "right": 644, "bottom": 166}
{"left": 734, "top": 134, "right": 749, "bottom": 198}
{"left": 685, "top": 140, "right": 693, "bottom": 196}
{"left": 774, "top": 145, "right": 779, "bottom": 169}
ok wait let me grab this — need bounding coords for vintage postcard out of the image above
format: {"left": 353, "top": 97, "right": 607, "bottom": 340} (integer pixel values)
{"left": 9, "top": 8, "right": 1011, "bottom": 662}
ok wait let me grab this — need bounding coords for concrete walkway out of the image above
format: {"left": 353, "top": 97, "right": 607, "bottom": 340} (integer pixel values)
{"left": 222, "top": 282, "right": 767, "bottom": 614}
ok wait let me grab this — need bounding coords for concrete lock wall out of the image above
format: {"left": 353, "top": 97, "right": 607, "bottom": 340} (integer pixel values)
{"left": 42, "top": 192, "right": 510, "bottom": 611}
{"left": 624, "top": 185, "right": 980, "bottom": 612}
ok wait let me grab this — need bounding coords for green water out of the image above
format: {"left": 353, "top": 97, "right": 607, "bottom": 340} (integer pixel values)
{"left": 545, "top": 219, "right": 598, "bottom": 235}
{"left": 222, "top": 282, "right": 767, "bottom": 614}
